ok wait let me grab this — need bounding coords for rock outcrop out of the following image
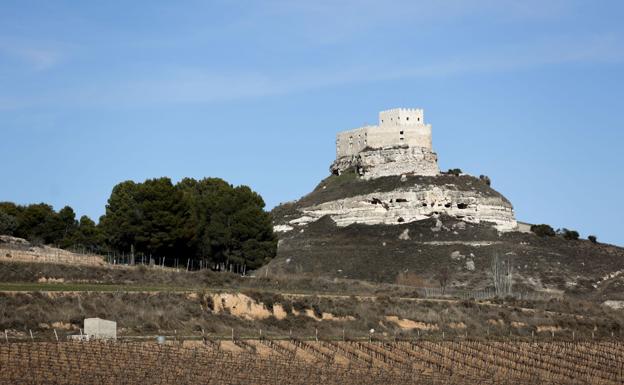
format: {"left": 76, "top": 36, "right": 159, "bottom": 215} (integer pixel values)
{"left": 330, "top": 146, "right": 439, "bottom": 179}
{"left": 274, "top": 174, "right": 517, "bottom": 233}
{"left": 292, "top": 187, "right": 515, "bottom": 231}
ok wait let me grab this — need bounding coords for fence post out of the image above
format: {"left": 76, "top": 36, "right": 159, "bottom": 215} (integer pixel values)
{"left": 54, "top": 329, "right": 59, "bottom": 342}
{"left": 29, "top": 329, "right": 34, "bottom": 342}
{"left": 4, "top": 330, "right": 8, "bottom": 344}
{"left": 315, "top": 328, "right": 318, "bottom": 342}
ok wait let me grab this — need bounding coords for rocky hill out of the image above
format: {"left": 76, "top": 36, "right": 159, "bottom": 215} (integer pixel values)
{"left": 267, "top": 109, "right": 624, "bottom": 305}
{"left": 273, "top": 172, "right": 516, "bottom": 231}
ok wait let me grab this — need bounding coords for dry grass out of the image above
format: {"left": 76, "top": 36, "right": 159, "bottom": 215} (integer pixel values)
{"left": 2, "top": 290, "right": 622, "bottom": 340}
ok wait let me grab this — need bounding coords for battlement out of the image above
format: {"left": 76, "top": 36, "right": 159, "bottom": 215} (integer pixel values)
{"left": 379, "top": 108, "right": 424, "bottom": 126}
{"left": 336, "top": 108, "right": 433, "bottom": 158}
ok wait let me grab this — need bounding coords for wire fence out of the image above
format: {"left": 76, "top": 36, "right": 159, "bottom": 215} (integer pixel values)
{"left": 416, "top": 287, "right": 561, "bottom": 301}
{"left": 3, "top": 326, "right": 622, "bottom": 345}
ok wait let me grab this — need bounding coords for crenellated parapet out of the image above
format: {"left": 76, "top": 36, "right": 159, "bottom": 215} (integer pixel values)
{"left": 378, "top": 108, "right": 424, "bottom": 126}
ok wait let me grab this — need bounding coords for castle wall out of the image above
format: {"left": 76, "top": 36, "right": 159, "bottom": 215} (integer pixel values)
{"left": 335, "top": 126, "right": 372, "bottom": 158}
{"left": 366, "top": 123, "right": 432, "bottom": 150}
{"left": 336, "top": 109, "right": 432, "bottom": 158}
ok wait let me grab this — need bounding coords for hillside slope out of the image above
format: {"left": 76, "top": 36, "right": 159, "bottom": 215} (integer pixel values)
{"left": 269, "top": 174, "right": 624, "bottom": 301}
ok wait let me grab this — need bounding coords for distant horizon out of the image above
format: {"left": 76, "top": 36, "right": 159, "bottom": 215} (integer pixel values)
{"left": 2, "top": 1, "right": 623, "bottom": 246}
{"left": 3, "top": 165, "right": 620, "bottom": 246}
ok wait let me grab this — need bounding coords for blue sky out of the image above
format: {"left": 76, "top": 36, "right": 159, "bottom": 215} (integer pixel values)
{"left": 1, "top": 1, "right": 623, "bottom": 245}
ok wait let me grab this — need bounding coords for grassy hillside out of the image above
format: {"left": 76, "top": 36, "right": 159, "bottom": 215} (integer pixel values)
{"left": 298, "top": 173, "right": 510, "bottom": 207}
{"left": 0, "top": 260, "right": 622, "bottom": 339}
{"left": 269, "top": 212, "right": 624, "bottom": 300}
{"left": 2, "top": 286, "right": 623, "bottom": 340}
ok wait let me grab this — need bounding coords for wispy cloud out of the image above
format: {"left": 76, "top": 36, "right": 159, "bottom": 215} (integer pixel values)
{"left": 56, "top": 32, "right": 622, "bottom": 107}
{"left": 0, "top": 39, "right": 63, "bottom": 71}
{"left": 381, "top": 34, "right": 624, "bottom": 78}
{"left": 0, "top": 20, "right": 621, "bottom": 110}
{"left": 246, "top": 0, "right": 575, "bottom": 44}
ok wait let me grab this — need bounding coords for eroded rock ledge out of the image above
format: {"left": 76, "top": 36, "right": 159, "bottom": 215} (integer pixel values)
{"left": 330, "top": 146, "right": 439, "bottom": 179}
{"left": 274, "top": 174, "right": 518, "bottom": 233}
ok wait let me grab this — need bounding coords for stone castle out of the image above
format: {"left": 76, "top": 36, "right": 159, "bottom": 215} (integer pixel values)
{"left": 336, "top": 108, "right": 432, "bottom": 157}
{"left": 331, "top": 108, "right": 439, "bottom": 178}
{"left": 275, "top": 108, "right": 518, "bottom": 233}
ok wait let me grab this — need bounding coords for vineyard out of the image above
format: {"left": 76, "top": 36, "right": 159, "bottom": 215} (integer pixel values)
{"left": 1, "top": 339, "right": 623, "bottom": 384}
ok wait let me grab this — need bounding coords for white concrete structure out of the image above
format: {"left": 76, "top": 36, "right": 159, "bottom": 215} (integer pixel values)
{"left": 84, "top": 318, "right": 117, "bottom": 340}
{"left": 336, "top": 108, "right": 432, "bottom": 158}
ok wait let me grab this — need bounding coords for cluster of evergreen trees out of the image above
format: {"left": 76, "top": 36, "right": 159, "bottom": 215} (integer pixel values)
{"left": 0, "top": 202, "right": 102, "bottom": 251}
{"left": 0, "top": 177, "right": 277, "bottom": 270}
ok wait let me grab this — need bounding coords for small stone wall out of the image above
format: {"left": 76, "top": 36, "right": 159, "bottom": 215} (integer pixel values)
{"left": 0, "top": 243, "right": 105, "bottom": 267}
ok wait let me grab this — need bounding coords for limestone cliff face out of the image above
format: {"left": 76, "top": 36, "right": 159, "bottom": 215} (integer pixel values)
{"left": 292, "top": 187, "right": 516, "bottom": 232}
{"left": 330, "top": 146, "right": 439, "bottom": 179}
{"left": 274, "top": 174, "right": 517, "bottom": 233}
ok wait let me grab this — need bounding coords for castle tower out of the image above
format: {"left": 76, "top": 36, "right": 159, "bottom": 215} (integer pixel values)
{"left": 331, "top": 108, "right": 439, "bottom": 178}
